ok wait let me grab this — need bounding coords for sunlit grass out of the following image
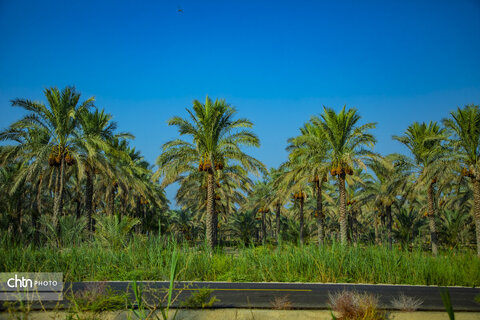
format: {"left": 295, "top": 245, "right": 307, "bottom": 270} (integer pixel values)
{"left": 1, "top": 236, "right": 479, "bottom": 286}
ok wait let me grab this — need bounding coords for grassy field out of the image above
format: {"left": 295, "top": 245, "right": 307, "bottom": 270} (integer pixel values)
{"left": 1, "top": 236, "right": 479, "bottom": 286}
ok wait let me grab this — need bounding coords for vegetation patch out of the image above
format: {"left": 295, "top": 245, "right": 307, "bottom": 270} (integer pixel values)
{"left": 1, "top": 238, "right": 479, "bottom": 286}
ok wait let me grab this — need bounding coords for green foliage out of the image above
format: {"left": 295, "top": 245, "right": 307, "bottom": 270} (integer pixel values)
{"left": 438, "top": 209, "right": 473, "bottom": 247}
{"left": 393, "top": 208, "right": 425, "bottom": 248}
{"left": 40, "top": 215, "right": 89, "bottom": 247}
{"left": 180, "top": 288, "right": 219, "bottom": 309}
{"left": 67, "top": 284, "right": 127, "bottom": 313}
{"left": 228, "top": 210, "right": 258, "bottom": 245}
{"left": 129, "top": 249, "right": 180, "bottom": 320}
{"left": 94, "top": 214, "right": 140, "bottom": 249}
{"left": 440, "top": 288, "right": 455, "bottom": 320}
{"left": 1, "top": 238, "right": 478, "bottom": 286}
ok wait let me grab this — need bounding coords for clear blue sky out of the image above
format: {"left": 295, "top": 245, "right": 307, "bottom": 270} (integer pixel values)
{"left": 1, "top": 0, "right": 479, "bottom": 205}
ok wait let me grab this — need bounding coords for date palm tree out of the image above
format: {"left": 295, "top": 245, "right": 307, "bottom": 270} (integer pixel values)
{"left": 311, "top": 106, "right": 376, "bottom": 244}
{"left": 443, "top": 104, "right": 480, "bottom": 256}
{"left": 245, "top": 179, "right": 272, "bottom": 244}
{"left": 275, "top": 161, "right": 310, "bottom": 245}
{"left": 286, "top": 121, "right": 331, "bottom": 246}
{"left": 155, "top": 96, "right": 265, "bottom": 249}
{"left": 366, "top": 154, "right": 413, "bottom": 248}
{"left": 393, "top": 207, "right": 425, "bottom": 249}
{"left": 0, "top": 125, "right": 51, "bottom": 242}
{"left": 228, "top": 210, "right": 257, "bottom": 246}
{"left": 269, "top": 167, "right": 290, "bottom": 244}
{"left": 393, "top": 121, "right": 450, "bottom": 255}
{"left": 8, "top": 87, "right": 94, "bottom": 228}
{"left": 76, "top": 108, "right": 133, "bottom": 231}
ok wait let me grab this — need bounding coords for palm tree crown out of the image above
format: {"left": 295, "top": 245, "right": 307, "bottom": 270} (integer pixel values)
{"left": 156, "top": 96, "right": 266, "bottom": 249}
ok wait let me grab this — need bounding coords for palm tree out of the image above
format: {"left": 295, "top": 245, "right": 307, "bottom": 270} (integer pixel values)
{"left": 393, "top": 207, "right": 425, "bottom": 249}
{"left": 265, "top": 167, "right": 290, "bottom": 244}
{"left": 438, "top": 209, "right": 473, "bottom": 248}
{"left": 176, "top": 162, "right": 252, "bottom": 232}
{"left": 169, "top": 209, "right": 195, "bottom": 241}
{"left": 393, "top": 121, "right": 450, "bottom": 255}
{"left": 366, "top": 154, "right": 413, "bottom": 248}
{"left": 311, "top": 106, "right": 376, "bottom": 244}
{"left": 0, "top": 125, "right": 51, "bottom": 242}
{"left": 275, "top": 163, "right": 310, "bottom": 245}
{"left": 228, "top": 210, "right": 258, "bottom": 246}
{"left": 9, "top": 87, "right": 94, "bottom": 227}
{"left": 286, "top": 122, "right": 330, "bottom": 246}
{"left": 246, "top": 180, "right": 272, "bottom": 244}
{"left": 443, "top": 104, "right": 480, "bottom": 256}
{"left": 76, "top": 108, "right": 133, "bottom": 231}
{"left": 156, "top": 96, "right": 265, "bottom": 249}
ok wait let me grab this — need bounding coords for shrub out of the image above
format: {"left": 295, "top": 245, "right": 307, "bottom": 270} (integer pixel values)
{"left": 180, "top": 288, "right": 219, "bottom": 309}
{"left": 329, "top": 290, "right": 387, "bottom": 320}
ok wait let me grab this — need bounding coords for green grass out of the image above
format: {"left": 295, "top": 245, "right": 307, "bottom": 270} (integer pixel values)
{"left": 1, "top": 237, "right": 479, "bottom": 286}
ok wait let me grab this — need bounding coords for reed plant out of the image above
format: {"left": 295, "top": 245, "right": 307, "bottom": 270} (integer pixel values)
{"left": 1, "top": 235, "right": 479, "bottom": 286}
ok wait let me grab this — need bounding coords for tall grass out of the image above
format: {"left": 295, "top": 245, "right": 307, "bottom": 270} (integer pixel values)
{"left": 1, "top": 236, "right": 479, "bottom": 286}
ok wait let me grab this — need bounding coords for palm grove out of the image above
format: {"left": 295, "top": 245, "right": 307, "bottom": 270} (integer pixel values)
{"left": 1, "top": 86, "right": 479, "bottom": 257}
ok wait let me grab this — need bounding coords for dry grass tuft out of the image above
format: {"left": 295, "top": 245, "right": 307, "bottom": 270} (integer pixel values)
{"left": 270, "top": 295, "right": 293, "bottom": 310}
{"left": 73, "top": 282, "right": 107, "bottom": 303}
{"left": 390, "top": 293, "right": 423, "bottom": 311}
{"left": 329, "top": 290, "right": 387, "bottom": 320}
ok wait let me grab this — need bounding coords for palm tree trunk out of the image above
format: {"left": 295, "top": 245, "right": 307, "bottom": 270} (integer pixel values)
{"left": 347, "top": 211, "right": 353, "bottom": 243}
{"left": 53, "top": 157, "right": 65, "bottom": 228}
{"left": 316, "top": 182, "right": 324, "bottom": 247}
{"left": 85, "top": 169, "right": 94, "bottom": 231}
{"left": 351, "top": 210, "right": 358, "bottom": 246}
{"left": 374, "top": 216, "right": 380, "bottom": 245}
{"left": 213, "top": 195, "right": 218, "bottom": 246}
{"left": 299, "top": 197, "right": 304, "bottom": 245}
{"left": 135, "top": 196, "right": 141, "bottom": 233}
{"left": 75, "top": 199, "right": 81, "bottom": 219}
{"left": 54, "top": 168, "right": 59, "bottom": 196}
{"left": 427, "top": 183, "right": 439, "bottom": 255}
{"left": 267, "top": 212, "right": 272, "bottom": 239}
{"left": 386, "top": 205, "right": 392, "bottom": 249}
{"left": 122, "top": 195, "right": 128, "bottom": 218}
{"left": 16, "top": 194, "right": 23, "bottom": 238}
{"left": 472, "top": 178, "right": 480, "bottom": 257}
{"left": 206, "top": 172, "right": 216, "bottom": 249}
{"left": 380, "top": 212, "right": 386, "bottom": 244}
{"left": 32, "top": 177, "right": 42, "bottom": 244}
{"left": 108, "top": 186, "right": 116, "bottom": 215}
{"left": 261, "top": 210, "right": 266, "bottom": 244}
{"left": 276, "top": 202, "right": 281, "bottom": 244}
{"left": 338, "top": 173, "right": 348, "bottom": 244}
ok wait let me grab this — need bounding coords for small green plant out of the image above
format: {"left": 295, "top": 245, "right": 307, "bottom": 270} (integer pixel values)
{"left": 67, "top": 282, "right": 127, "bottom": 313}
{"left": 440, "top": 287, "right": 455, "bottom": 320}
{"left": 94, "top": 214, "right": 140, "bottom": 249}
{"left": 39, "top": 215, "right": 88, "bottom": 247}
{"left": 128, "top": 249, "right": 181, "bottom": 320}
{"left": 180, "top": 288, "right": 219, "bottom": 309}
{"left": 2, "top": 287, "right": 56, "bottom": 320}
{"left": 3, "top": 299, "right": 32, "bottom": 320}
